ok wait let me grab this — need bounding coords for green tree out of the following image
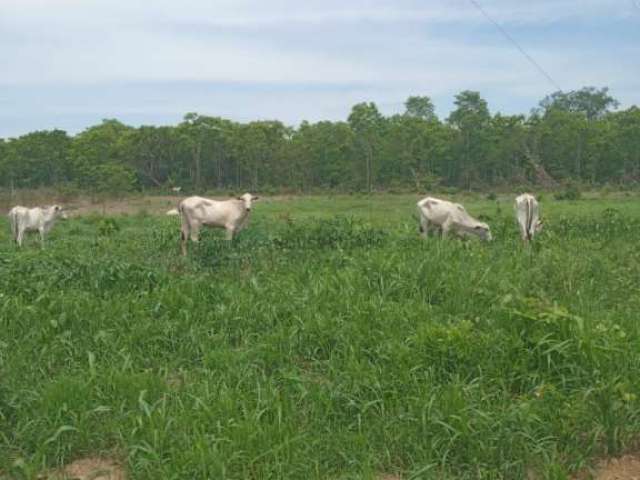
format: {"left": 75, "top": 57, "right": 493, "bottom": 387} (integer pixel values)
{"left": 447, "top": 91, "right": 491, "bottom": 188}
{"left": 348, "top": 102, "right": 384, "bottom": 192}
{"left": 124, "top": 126, "right": 180, "bottom": 188}
{"left": 404, "top": 96, "right": 437, "bottom": 121}
{"left": 538, "top": 86, "right": 619, "bottom": 121}
{"left": 70, "top": 119, "right": 132, "bottom": 189}
{"left": 1, "top": 130, "right": 71, "bottom": 188}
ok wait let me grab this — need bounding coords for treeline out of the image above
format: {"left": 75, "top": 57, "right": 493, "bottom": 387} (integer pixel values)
{"left": 1, "top": 87, "right": 639, "bottom": 194}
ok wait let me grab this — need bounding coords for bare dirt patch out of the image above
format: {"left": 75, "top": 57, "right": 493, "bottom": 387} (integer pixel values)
{"left": 46, "top": 457, "right": 126, "bottom": 480}
{"left": 64, "top": 194, "right": 287, "bottom": 217}
{"left": 68, "top": 196, "right": 180, "bottom": 216}
{"left": 574, "top": 454, "right": 640, "bottom": 480}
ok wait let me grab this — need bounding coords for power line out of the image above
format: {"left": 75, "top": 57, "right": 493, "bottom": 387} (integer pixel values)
{"left": 468, "top": 0, "right": 562, "bottom": 91}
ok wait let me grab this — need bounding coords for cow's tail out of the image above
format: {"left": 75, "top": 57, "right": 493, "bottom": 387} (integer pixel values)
{"left": 525, "top": 197, "right": 533, "bottom": 241}
{"left": 8, "top": 210, "right": 17, "bottom": 241}
{"left": 178, "top": 202, "right": 187, "bottom": 242}
{"left": 414, "top": 206, "right": 424, "bottom": 233}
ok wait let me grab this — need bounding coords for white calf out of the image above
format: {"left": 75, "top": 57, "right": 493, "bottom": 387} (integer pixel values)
{"left": 417, "top": 196, "right": 492, "bottom": 241}
{"left": 515, "top": 193, "right": 543, "bottom": 242}
{"left": 178, "top": 193, "right": 259, "bottom": 256}
{"left": 8, "top": 205, "right": 67, "bottom": 247}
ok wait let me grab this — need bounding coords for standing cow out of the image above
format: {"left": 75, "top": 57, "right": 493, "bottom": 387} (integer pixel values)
{"left": 417, "top": 196, "right": 492, "bottom": 241}
{"left": 8, "top": 205, "right": 67, "bottom": 247}
{"left": 515, "top": 193, "right": 543, "bottom": 242}
{"left": 178, "top": 193, "right": 259, "bottom": 256}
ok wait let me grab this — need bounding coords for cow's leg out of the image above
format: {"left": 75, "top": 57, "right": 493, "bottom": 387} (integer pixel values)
{"left": 518, "top": 224, "right": 529, "bottom": 242}
{"left": 16, "top": 228, "right": 25, "bottom": 247}
{"left": 441, "top": 219, "right": 454, "bottom": 239}
{"left": 180, "top": 217, "right": 190, "bottom": 256}
{"left": 419, "top": 215, "right": 429, "bottom": 238}
{"left": 225, "top": 226, "right": 235, "bottom": 241}
{"left": 9, "top": 215, "right": 17, "bottom": 242}
{"left": 39, "top": 228, "right": 46, "bottom": 248}
{"left": 189, "top": 222, "right": 200, "bottom": 243}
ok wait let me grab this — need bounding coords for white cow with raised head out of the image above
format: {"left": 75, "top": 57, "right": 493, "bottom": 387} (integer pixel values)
{"left": 8, "top": 205, "right": 67, "bottom": 247}
{"left": 515, "top": 193, "right": 543, "bottom": 242}
{"left": 417, "top": 196, "right": 492, "bottom": 241}
{"left": 178, "top": 193, "right": 259, "bottom": 256}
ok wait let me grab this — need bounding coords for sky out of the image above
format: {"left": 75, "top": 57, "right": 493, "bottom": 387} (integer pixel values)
{"left": 1, "top": 0, "right": 639, "bottom": 138}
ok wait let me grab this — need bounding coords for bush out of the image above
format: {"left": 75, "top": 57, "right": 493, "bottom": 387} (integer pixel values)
{"left": 554, "top": 184, "right": 582, "bottom": 201}
{"left": 55, "top": 183, "right": 81, "bottom": 202}
{"left": 97, "top": 217, "right": 121, "bottom": 236}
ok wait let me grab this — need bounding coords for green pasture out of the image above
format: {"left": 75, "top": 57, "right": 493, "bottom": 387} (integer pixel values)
{"left": 1, "top": 194, "right": 640, "bottom": 479}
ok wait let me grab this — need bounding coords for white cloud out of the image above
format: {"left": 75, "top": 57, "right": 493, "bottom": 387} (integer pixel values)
{"left": 0, "top": 0, "right": 638, "bottom": 136}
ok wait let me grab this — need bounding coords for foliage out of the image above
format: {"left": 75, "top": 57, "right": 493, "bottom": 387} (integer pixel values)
{"left": 554, "top": 183, "right": 582, "bottom": 201}
{"left": 0, "top": 88, "right": 639, "bottom": 194}
{"left": 404, "top": 95, "right": 437, "bottom": 121}
{"left": 538, "top": 86, "right": 620, "bottom": 120}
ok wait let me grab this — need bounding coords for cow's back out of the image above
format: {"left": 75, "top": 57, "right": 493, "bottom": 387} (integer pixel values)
{"left": 9, "top": 206, "right": 32, "bottom": 225}
{"left": 179, "top": 196, "right": 240, "bottom": 226}
{"left": 418, "top": 197, "right": 468, "bottom": 224}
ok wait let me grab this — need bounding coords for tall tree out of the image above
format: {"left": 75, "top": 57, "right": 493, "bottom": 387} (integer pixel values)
{"left": 538, "top": 86, "right": 619, "bottom": 121}
{"left": 404, "top": 96, "right": 437, "bottom": 121}
{"left": 69, "top": 119, "right": 133, "bottom": 189}
{"left": 348, "top": 102, "right": 384, "bottom": 192}
{"left": 447, "top": 91, "right": 491, "bottom": 188}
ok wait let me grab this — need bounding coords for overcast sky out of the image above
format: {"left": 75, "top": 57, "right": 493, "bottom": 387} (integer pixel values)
{"left": 1, "top": 0, "right": 638, "bottom": 138}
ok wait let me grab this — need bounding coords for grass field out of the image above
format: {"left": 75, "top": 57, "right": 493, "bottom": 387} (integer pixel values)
{"left": 1, "top": 194, "right": 640, "bottom": 479}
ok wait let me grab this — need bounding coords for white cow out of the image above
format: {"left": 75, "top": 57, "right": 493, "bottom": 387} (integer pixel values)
{"left": 515, "top": 193, "right": 543, "bottom": 242}
{"left": 417, "top": 196, "right": 492, "bottom": 241}
{"left": 178, "top": 193, "right": 259, "bottom": 256}
{"left": 166, "top": 208, "right": 179, "bottom": 216}
{"left": 8, "top": 205, "right": 67, "bottom": 247}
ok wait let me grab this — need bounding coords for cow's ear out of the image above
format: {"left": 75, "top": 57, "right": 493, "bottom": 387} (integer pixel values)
{"left": 236, "top": 196, "right": 244, "bottom": 200}
{"left": 252, "top": 196, "right": 260, "bottom": 201}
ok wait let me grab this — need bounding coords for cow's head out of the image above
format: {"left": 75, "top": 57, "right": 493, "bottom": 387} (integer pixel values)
{"left": 237, "top": 193, "right": 260, "bottom": 212}
{"left": 534, "top": 219, "right": 544, "bottom": 234}
{"left": 40, "top": 205, "right": 67, "bottom": 220}
{"left": 473, "top": 222, "right": 492, "bottom": 241}
{"left": 50, "top": 205, "right": 68, "bottom": 219}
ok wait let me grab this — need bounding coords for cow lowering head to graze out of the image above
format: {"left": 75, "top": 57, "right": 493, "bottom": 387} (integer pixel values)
{"left": 8, "top": 205, "right": 67, "bottom": 247}
{"left": 515, "top": 193, "right": 543, "bottom": 242}
{"left": 178, "top": 193, "right": 259, "bottom": 256}
{"left": 416, "top": 196, "right": 492, "bottom": 241}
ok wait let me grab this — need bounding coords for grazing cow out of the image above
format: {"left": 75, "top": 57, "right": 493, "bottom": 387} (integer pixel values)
{"left": 166, "top": 208, "right": 179, "bottom": 216}
{"left": 417, "top": 196, "right": 492, "bottom": 241}
{"left": 8, "top": 205, "right": 67, "bottom": 247}
{"left": 515, "top": 193, "right": 543, "bottom": 242}
{"left": 178, "top": 193, "right": 259, "bottom": 256}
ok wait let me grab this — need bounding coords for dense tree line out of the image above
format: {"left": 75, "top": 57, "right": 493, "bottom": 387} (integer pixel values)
{"left": 1, "top": 87, "right": 638, "bottom": 194}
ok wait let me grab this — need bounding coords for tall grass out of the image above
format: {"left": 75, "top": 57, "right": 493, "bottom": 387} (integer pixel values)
{"left": 1, "top": 197, "right": 639, "bottom": 479}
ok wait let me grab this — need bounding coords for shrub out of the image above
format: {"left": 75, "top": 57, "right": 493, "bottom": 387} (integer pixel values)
{"left": 554, "top": 184, "right": 582, "bottom": 201}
